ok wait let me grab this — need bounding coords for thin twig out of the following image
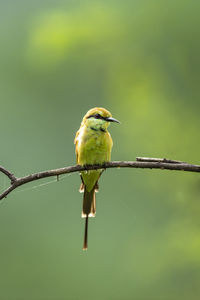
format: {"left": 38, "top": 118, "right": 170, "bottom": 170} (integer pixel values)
{"left": 0, "top": 166, "right": 17, "bottom": 183}
{"left": 0, "top": 158, "right": 200, "bottom": 201}
{"left": 136, "top": 157, "right": 186, "bottom": 164}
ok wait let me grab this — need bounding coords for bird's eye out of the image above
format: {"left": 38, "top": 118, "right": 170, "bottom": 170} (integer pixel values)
{"left": 94, "top": 114, "right": 101, "bottom": 119}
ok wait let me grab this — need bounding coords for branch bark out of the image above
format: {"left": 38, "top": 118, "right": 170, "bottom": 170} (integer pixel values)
{"left": 0, "top": 157, "right": 200, "bottom": 201}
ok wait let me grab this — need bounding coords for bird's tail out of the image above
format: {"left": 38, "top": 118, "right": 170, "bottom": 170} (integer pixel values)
{"left": 82, "top": 186, "right": 96, "bottom": 250}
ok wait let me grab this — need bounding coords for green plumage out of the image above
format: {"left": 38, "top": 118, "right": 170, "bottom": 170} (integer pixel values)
{"left": 78, "top": 127, "right": 112, "bottom": 191}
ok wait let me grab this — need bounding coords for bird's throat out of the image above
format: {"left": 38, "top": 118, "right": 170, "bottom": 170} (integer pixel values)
{"left": 90, "top": 127, "right": 106, "bottom": 133}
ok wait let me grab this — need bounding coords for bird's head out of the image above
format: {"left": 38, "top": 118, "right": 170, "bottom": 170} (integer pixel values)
{"left": 82, "top": 107, "right": 120, "bottom": 131}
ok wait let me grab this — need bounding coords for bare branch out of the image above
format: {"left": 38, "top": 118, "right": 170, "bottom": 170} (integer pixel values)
{"left": 0, "top": 158, "right": 200, "bottom": 201}
{"left": 0, "top": 166, "right": 17, "bottom": 183}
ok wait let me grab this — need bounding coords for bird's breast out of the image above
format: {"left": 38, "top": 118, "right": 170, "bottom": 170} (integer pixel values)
{"left": 77, "top": 128, "right": 112, "bottom": 165}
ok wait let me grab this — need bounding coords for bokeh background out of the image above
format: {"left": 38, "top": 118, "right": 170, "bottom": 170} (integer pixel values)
{"left": 0, "top": 0, "right": 200, "bottom": 299}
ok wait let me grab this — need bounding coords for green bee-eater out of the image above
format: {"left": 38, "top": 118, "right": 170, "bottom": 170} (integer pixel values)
{"left": 74, "top": 107, "right": 120, "bottom": 250}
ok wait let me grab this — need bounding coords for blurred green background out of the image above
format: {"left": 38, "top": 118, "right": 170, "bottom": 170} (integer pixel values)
{"left": 0, "top": 0, "right": 200, "bottom": 299}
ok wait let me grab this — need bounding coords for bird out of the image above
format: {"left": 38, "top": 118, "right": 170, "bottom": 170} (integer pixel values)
{"left": 74, "top": 107, "right": 120, "bottom": 250}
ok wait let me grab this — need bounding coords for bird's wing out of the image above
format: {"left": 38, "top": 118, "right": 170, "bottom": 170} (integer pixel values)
{"left": 74, "top": 129, "right": 80, "bottom": 163}
{"left": 74, "top": 129, "right": 79, "bottom": 144}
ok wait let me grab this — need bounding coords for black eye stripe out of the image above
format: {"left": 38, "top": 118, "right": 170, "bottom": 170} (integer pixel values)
{"left": 87, "top": 114, "right": 95, "bottom": 119}
{"left": 87, "top": 114, "right": 106, "bottom": 120}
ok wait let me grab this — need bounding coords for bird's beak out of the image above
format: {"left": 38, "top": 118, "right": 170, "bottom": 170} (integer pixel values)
{"left": 106, "top": 117, "right": 120, "bottom": 124}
